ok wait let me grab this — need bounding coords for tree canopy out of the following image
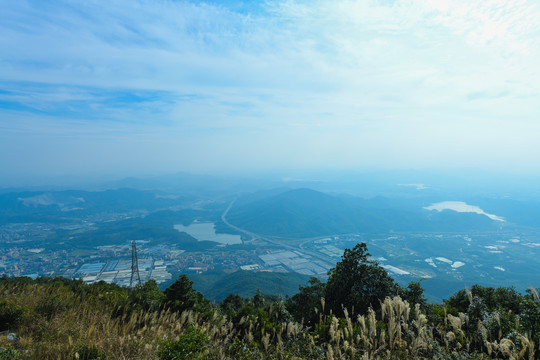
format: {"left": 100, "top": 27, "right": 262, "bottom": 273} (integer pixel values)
{"left": 325, "top": 242, "right": 401, "bottom": 317}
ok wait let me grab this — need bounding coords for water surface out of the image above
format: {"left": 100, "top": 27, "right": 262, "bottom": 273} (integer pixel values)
{"left": 174, "top": 222, "right": 242, "bottom": 245}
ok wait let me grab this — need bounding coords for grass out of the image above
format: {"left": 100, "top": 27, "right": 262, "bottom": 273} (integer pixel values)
{"left": 0, "top": 279, "right": 538, "bottom": 359}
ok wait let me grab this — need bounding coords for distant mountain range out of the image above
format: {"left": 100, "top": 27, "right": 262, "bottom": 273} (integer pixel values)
{"left": 3, "top": 185, "right": 539, "bottom": 235}
{"left": 226, "top": 188, "right": 504, "bottom": 237}
{"left": 0, "top": 188, "right": 190, "bottom": 224}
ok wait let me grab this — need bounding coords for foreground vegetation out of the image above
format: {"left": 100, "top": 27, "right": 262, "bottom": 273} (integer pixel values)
{"left": 1, "top": 243, "right": 538, "bottom": 359}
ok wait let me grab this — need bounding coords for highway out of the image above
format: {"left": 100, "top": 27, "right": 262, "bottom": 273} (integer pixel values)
{"left": 221, "top": 199, "right": 337, "bottom": 270}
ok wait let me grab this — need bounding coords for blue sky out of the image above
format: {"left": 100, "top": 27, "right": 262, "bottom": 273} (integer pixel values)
{"left": 1, "top": 0, "right": 539, "bottom": 183}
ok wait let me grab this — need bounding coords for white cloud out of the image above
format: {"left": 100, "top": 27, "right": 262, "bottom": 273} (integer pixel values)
{"left": 0, "top": 0, "right": 539, "bottom": 177}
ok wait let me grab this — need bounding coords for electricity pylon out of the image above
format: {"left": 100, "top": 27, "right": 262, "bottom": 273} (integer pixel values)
{"left": 130, "top": 240, "right": 141, "bottom": 287}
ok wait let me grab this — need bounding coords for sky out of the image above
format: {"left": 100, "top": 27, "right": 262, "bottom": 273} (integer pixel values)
{"left": 1, "top": 0, "right": 540, "bottom": 184}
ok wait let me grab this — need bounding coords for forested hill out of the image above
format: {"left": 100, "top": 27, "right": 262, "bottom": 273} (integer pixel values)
{"left": 226, "top": 188, "right": 500, "bottom": 237}
{"left": 1, "top": 243, "right": 538, "bottom": 359}
{"left": 0, "top": 188, "right": 189, "bottom": 224}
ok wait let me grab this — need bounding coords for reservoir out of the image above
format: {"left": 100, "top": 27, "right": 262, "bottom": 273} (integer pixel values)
{"left": 174, "top": 222, "right": 242, "bottom": 245}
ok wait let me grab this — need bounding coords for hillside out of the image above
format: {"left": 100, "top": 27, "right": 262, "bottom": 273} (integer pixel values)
{"left": 187, "top": 270, "right": 312, "bottom": 300}
{"left": 0, "top": 247, "right": 538, "bottom": 360}
{"left": 226, "top": 188, "right": 502, "bottom": 237}
{"left": 0, "top": 188, "right": 191, "bottom": 224}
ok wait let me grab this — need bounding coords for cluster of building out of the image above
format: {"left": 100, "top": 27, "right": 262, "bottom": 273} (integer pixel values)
{"left": 73, "top": 258, "right": 174, "bottom": 286}
{"left": 1, "top": 222, "right": 352, "bottom": 286}
{"left": 258, "top": 250, "right": 331, "bottom": 276}
{"left": 317, "top": 244, "right": 343, "bottom": 258}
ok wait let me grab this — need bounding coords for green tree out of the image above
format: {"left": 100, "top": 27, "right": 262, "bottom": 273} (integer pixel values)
{"left": 286, "top": 277, "right": 325, "bottom": 327}
{"left": 325, "top": 243, "right": 401, "bottom": 317}
{"left": 252, "top": 289, "right": 265, "bottom": 309}
{"left": 164, "top": 275, "right": 208, "bottom": 314}
{"left": 446, "top": 285, "right": 523, "bottom": 314}
{"left": 402, "top": 280, "right": 427, "bottom": 309}
{"left": 521, "top": 288, "right": 540, "bottom": 357}
{"left": 220, "top": 294, "right": 245, "bottom": 314}
{"left": 130, "top": 279, "right": 166, "bottom": 312}
{"left": 220, "top": 294, "right": 246, "bottom": 323}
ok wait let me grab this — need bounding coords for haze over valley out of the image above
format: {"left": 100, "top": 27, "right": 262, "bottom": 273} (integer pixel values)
{"left": 0, "top": 171, "right": 539, "bottom": 302}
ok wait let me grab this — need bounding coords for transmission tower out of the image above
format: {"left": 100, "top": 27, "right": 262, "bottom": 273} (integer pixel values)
{"left": 130, "top": 240, "right": 141, "bottom": 287}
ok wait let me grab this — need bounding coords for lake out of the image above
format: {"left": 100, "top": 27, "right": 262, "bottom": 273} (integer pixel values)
{"left": 174, "top": 222, "right": 242, "bottom": 245}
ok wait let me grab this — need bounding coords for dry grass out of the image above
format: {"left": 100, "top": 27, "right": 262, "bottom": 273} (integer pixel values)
{"left": 1, "top": 281, "right": 537, "bottom": 359}
{"left": 530, "top": 285, "right": 540, "bottom": 302}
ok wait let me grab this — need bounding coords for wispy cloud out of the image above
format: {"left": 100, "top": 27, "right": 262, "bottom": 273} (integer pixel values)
{"left": 1, "top": 0, "right": 539, "bottom": 178}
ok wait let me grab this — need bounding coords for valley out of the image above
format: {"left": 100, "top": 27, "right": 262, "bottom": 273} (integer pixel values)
{"left": 1, "top": 180, "right": 539, "bottom": 302}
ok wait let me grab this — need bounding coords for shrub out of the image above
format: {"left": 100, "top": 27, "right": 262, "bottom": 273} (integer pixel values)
{"left": 158, "top": 326, "right": 208, "bottom": 360}
{"left": 36, "top": 293, "right": 73, "bottom": 320}
{"left": 74, "top": 344, "right": 104, "bottom": 360}
{"left": 0, "top": 346, "right": 24, "bottom": 360}
{"left": 0, "top": 301, "right": 27, "bottom": 330}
